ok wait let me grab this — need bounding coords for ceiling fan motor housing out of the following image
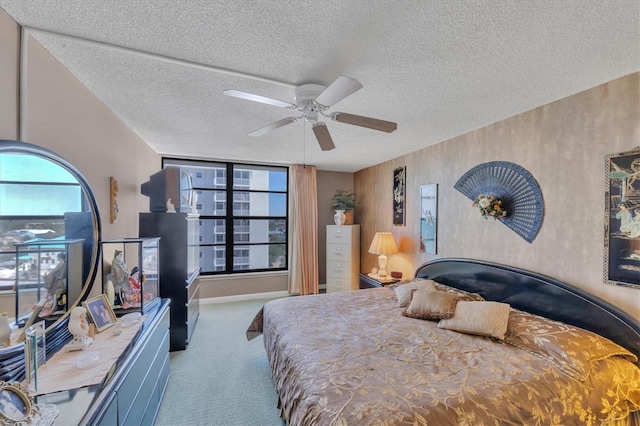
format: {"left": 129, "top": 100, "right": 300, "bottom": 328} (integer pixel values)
{"left": 294, "top": 84, "right": 326, "bottom": 110}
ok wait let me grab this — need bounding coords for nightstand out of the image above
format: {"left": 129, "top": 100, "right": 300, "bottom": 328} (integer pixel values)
{"left": 359, "top": 273, "right": 400, "bottom": 289}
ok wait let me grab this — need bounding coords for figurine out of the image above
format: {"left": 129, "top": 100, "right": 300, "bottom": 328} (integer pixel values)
{"left": 166, "top": 198, "right": 176, "bottom": 213}
{"left": 111, "top": 250, "right": 128, "bottom": 307}
{"left": 65, "top": 306, "right": 92, "bottom": 351}
{"left": 121, "top": 267, "right": 142, "bottom": 309}
{"left": 42, "top": 252, "right": 67, "bottom": 312}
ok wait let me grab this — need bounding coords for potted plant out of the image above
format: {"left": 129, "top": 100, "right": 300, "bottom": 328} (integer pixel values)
{"left": 331, "top": 190, "right": 358, "bottom": 225}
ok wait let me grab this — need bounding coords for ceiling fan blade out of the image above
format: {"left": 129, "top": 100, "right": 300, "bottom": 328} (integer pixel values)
{"left": 314, "top": 76, "right": 363, "bottom": 108}
{"left": 331, "top": 112, "right": 398, "bottom": 133}
{"left": 249, "top": 117, "right": 298, "bottom": 137}
{"left": 224, "top": 89, "right": 296, "bottom": 109}
{"left": 312, "top": 122, "right": 335, "bottom": 151}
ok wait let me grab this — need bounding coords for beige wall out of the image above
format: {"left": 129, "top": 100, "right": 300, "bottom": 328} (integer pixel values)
{"left": 0, "top": 7, "right": 19, "bottom": 140}
{"left": 356, "top": 72, "right": 640, "bottom": 318}
{"left": 20, "top": 34, "right": 161, "bottom": 244}
{"left": 317, "top": 170, "right": 354, "bottom": 284}
{"left": 0, "top": 8, "right": 161, "bottom": 296}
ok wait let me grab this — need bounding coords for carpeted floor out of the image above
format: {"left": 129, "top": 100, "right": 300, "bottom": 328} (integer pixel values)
{"left": 154, "top": 298, "right": 285, "bottom": 426}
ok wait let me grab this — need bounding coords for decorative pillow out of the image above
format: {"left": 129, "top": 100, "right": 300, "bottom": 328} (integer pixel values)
{"left": 438, "top": 301, "right": 511, "bottom": 340}
{"left": 393, "top": 279, "right": 437, "bottom": 307}
{"left": 432, "top": 281, "right": 486, "bottom": 302}
{"left": 505, "top": 309, "right": 638, "bottom": 381}
{"left": 402, "top": 288, "right": 459, "bottom": 320}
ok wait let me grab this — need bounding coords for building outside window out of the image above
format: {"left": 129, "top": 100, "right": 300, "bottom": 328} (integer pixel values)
{"left": 164, "top": 159, "right": 288, "bottom": 275}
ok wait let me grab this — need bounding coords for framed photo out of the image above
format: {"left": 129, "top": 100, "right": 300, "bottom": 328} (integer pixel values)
{"left": 393, "top": 166, "right": 406, "bottom": 226}
{"left": 83, "top": 294, "right": 117, "bottom": 332}
{"left": 420, "top": 184, "right": 438, "bottom": 254}
{"left": 0, "top": 382, "right": 33, "bottom": 423}
{"left": 604, "top": 147, "right": 640, "bottom": 288}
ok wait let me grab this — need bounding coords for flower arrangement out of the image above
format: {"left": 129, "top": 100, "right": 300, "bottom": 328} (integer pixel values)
{"left": 473, "top": 194, "right": 507, "bottom": 219}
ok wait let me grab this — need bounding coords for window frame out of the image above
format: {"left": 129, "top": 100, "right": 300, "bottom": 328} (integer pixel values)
{"left": 163, "top": 158, "right": 289, "bottom": 275}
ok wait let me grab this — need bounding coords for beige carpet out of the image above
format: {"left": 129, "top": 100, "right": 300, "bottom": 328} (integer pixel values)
{"left": 154, "top": 298, "right": 285, "bottom": 426}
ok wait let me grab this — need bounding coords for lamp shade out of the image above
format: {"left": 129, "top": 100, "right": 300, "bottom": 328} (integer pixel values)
{"left": 368, "top": 232, "right": 398, "bottom": 255}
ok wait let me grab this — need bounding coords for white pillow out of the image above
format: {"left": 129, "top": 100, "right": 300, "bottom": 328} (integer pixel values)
{"left": 393, "top": 279, "right": 437, "bottom": 307}
{"left": 438, "top": 301, "right": 511, "bottom": 340}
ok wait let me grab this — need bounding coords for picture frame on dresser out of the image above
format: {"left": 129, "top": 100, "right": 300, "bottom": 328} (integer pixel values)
{"left": 604, "top": 147, "right": 640, "bottom": 288}
{"left": 0, "top": 382, "right": 34, "bottom": 423}
{"left": 84, "top": 294, "right": 117, "bottom": 332}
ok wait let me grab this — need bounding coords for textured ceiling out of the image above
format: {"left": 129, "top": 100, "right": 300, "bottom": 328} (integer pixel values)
{"left": 1, "top": 1, "right": 638, "bottom": 172}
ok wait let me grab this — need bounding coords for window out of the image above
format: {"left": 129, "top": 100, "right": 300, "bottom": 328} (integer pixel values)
{"left": 164, "top": 159, "right": 288, "bottom": 275}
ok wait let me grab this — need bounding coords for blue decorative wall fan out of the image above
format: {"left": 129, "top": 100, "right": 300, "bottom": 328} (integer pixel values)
{"left": 454, "top": 161, "right": 544, "bottom": 243}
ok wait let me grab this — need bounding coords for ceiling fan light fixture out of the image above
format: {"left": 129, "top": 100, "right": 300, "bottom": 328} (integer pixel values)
{"left": 312, "top": 122, "right": 335, "bottom": 151}
{"left": 331, "top": 112, "right": 398, "bottom": 133}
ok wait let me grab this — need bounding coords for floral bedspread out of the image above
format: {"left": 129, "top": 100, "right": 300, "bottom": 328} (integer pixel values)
{"left": 247, "top": 288, "right": 640, "bottom": 426}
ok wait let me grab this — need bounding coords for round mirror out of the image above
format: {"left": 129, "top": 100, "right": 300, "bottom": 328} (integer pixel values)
{"left": 0, "top": 140, "right": 100, "bottom": 378}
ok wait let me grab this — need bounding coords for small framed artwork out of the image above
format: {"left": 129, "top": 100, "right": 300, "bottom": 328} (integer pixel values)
{"left": 604, "top": 147, "right": 640, "bottom": 288}
{"left": 393, "top": 166, "right": 406, "bottom": 226}
{"left": 420, "top": 184, "right": 438, "bottom": 254}
{"left": 0, "top": 382, "right": 34, "bottom": 423}
{"left": 83, "top": 294, "right": 117, "bottom": 332}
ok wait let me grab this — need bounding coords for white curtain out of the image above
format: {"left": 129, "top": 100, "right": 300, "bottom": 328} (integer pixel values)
{"left": 288, "top": 164, "right": 319, "bottom": 295}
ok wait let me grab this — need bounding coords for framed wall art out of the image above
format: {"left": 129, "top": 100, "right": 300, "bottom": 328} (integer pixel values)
{"left": 393, "top": 166, "right": 406, "bottom": 226}
{"left": 604, "top": 147, "right": 640, "bottom": 288}
{"left": 420, "top": 184, "right": 438, "bottom": 254}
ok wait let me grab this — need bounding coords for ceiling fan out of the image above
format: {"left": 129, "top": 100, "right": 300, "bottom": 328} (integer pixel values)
{"left": 224, "top": 75, "right": 397, "bottom": 151}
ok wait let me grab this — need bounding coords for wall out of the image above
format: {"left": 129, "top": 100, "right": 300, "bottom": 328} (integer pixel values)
{"left": 1, "top": 9, "right": 357, "bottom": 299}
{"left": 0, "top": 8, "right": 161, "bottom": 297}
{"left": 356, "top": 72, "right": 640, "bottom": 319}
{"left": 317, "top": 170, "right": 354, "bottom": 284}
{"left": 0, "top": 7, "right": 19, "bottom": 139}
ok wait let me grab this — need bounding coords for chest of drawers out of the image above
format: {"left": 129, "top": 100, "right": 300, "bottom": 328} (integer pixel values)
{"left": 326, "top": 225, "right": 360, "bottom": 293}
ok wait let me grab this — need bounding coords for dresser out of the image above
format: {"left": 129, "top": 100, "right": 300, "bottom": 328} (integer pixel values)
{"left": 139, "top": 213, "right": 200, "bottom": 351}
{"left": 326, "top": 225, "right": 360, "bottom": 293}
{"left": 35, "top": 300, "right": 171, "bottom": 425}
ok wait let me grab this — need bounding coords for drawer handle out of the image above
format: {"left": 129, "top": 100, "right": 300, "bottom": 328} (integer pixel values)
{"left": 332, "top": 252, "right": 343, "bottom": 256}
{"left": 335, "top": 247, "right": 342, "bottom": 251}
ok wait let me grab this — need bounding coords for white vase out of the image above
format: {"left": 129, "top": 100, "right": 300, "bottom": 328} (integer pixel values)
{"left": 334, "top": 209, "right": 346, "bottom": 225}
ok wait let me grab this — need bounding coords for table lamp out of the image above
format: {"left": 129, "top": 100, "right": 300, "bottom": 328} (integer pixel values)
{"left": 368, "top": 232, "right": 398, "bottom": 278}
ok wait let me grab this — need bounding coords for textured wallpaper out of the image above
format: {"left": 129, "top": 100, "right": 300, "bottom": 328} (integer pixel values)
{"left": 356, "top": 72, "right": 640, "bottom": 318}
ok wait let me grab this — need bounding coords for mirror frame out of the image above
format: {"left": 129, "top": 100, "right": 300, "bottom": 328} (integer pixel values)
{"left": 0, "top": 140, "right": 101, "bottom": 380}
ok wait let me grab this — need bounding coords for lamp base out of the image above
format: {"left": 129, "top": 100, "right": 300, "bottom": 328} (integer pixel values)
{"left": 377, "top": 253, "right": 388, "bottom": 278}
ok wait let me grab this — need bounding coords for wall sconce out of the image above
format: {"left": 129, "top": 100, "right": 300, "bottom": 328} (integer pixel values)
{"left": 368, "top": 232, "right": 398, "bottom": 278}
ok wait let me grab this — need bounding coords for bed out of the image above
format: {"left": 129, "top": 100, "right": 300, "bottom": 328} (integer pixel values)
{"left": 247, "top": 258, "right": 640, "bottom": 425}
